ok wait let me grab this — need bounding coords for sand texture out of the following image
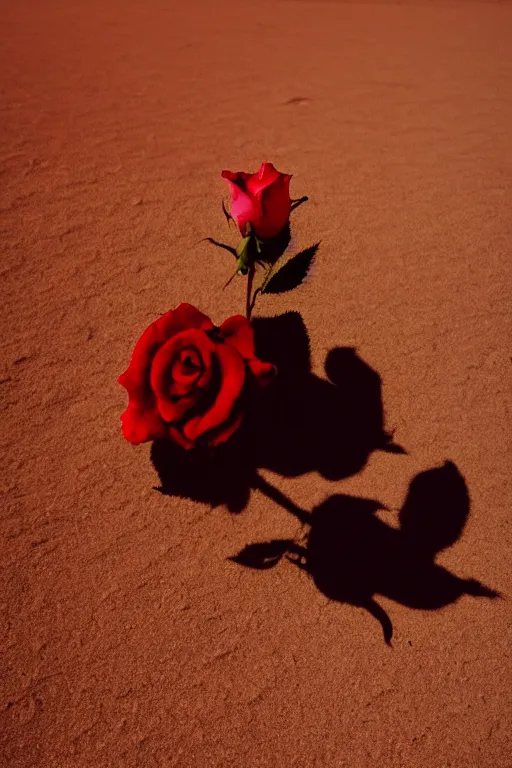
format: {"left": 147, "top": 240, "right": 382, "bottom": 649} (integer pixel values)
{"left": 1, "top": 1, "right": 511, "bottom": 766}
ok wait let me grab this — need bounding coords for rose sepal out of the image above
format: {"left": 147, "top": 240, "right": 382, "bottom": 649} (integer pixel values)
{"left": 235, "top": 234, "right": 254, "bottom": 276}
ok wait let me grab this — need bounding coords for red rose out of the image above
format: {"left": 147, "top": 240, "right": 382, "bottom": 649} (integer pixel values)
{"left": 221, "top": 162, "right": 291, "bottom": 240}
{"left": 118, "top": 303, "right": 275, "bottom": 449}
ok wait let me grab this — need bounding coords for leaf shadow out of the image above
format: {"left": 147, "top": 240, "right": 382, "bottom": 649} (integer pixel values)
{"left": 149, "top": 313, "right": 500, "bottom": 642}
{"left": 231, "top": 462, "right": 501, "bottom": 644}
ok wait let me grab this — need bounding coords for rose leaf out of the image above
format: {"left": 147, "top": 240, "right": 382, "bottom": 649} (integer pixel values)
{"left": 261, "top": 242, "right": 320, "bottom": 294}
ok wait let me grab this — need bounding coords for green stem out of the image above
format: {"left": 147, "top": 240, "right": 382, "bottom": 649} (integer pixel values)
{"left": 246, "top": 262, "right": 255, "bottom": 320}
{"left": 249, "top": 287, "right": 261, "bottom": 317}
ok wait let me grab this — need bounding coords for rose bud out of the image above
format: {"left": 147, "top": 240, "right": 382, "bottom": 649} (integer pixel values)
{"left": 118, "top": 303, "right": 276, "bottom": 449}
{"left": 221, "top": 162, "right": 292, "bottom": 241}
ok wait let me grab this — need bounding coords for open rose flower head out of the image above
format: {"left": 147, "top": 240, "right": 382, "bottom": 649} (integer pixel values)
{"left": 221, "top": 162, "right": 291, "bottom": 240}
{"left": 118, "top": 303, "right": 275, "bottom": 449}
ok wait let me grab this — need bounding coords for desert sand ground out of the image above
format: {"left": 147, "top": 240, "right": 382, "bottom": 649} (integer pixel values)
{"left": 1, "top": 1, "right": 511, "bottom": 766}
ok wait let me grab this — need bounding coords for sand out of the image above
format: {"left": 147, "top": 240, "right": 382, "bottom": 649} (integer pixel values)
{"left": 1, "top": 0, "right": 511, "bottom": 766}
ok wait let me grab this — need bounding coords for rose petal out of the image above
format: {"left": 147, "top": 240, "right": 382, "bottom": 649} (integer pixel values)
{"left": 120, "top": 405, "right": 167, "bottom": 445}
{"left": 171, "top": 303, "right": 214, "bottom": 332}
{"left": 220, "top": 315, "right": 276, "bottom": 386}
{"left": 118, "top": 303, "right": 214, "bottom": 408}
{"left": 150, "top": 329, "right": 215, "bottom": 422}
{"left": 183, "top": 342, "right": 246, "bottom": 442}
{"left": 248, "top": 358, "right": 277, "bottom": 387}
{"left": 207, "top": 411, "right": 245, "bottom": 447}
{"left": 168, "top": 425, "right": 195, "bottom": 450}
{"left": 175, "top": 347, "right": 202, "bottom": 373}
{"left": 220, "top": 314, "right": 256, "bottom": 359}
{"left": 221, "top": 170, "right": 250, "bottom": 184}
{"left": 221, "top": 170, "right": 262, "bottom": 235}
{"left": 255, "top": 173, "right": 292, "bottom": 240}
{"left": 245, "top": 162, "right": 283, "bottom": 197}
{"left": 170, "top": 348, "right": 203, "bottom": 391}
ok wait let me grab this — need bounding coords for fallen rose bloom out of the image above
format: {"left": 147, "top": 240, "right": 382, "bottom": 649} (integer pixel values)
{"left": 118, "top": 303, "right": 275, "bottom": 448}
{"left": 221, "top": 162, "right": 291, "bottom": 240}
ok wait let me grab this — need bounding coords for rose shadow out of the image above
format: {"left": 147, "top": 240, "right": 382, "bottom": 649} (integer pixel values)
{"left": 151, "top": 312, "right": 405, "bottom": 513}
{"left": 150, "top": 316, "right": 500, "bottom": 642}
{"left": 230, "top": 462, "right": 501, "bottom": 644}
